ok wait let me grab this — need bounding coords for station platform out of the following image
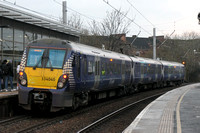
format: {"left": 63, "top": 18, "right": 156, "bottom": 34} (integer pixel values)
{"left": 0, "top": 83, "right": 18, "bottom": 99}
{"left": 123, "top": 83, "right": 200, "bottom": 133}
{"left": 0, "top": 86, "right": 18, "bottom": 118}
{"left": 0, "top": 89, "right": 18, "bottom": 99}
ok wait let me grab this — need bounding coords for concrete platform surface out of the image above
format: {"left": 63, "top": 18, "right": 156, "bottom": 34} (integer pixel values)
{"left": 123, "top": 83, "right": 200, "bottom": 133}
{"left": 0, "top": 87, "right": 18, "bottom": 99}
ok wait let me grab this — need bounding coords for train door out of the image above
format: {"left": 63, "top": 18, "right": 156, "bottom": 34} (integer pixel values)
{"left": 94, "top": 56, "right": 100, "bottom": 89}
{"left": 81, "top": 55, "right": 87, "bottom": 89}
{"left": 140, "top": 63, "right": 144, "bottom": 83}
{"left": 161, "top": 64, "right": 164, "bottom": 81}
{"left": 131, "top": 59, "right": 135, "bottom": 84}
{"left": 124, "top": 61, "right": 131, "bottom": 85}
{"left": 155, "top": 64, "right": 158, "bottom": 81}
{"left": 121, "top": 60, "right": 125, "bottom": 84}
{"left": 134, "top": 62, "right": 141, "bottom": 84}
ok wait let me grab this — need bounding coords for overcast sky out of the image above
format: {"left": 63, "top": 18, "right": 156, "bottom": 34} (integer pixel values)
{"left": 2, "top": 0, "right": 200, "bottom": 37}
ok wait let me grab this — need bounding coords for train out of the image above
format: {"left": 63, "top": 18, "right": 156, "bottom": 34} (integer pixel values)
{"left": 18, "top": 39, "right": 185, "bottom": 112}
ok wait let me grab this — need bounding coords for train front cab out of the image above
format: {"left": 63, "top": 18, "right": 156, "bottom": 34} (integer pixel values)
{"left": 18, "top": 43, "right": 75, "bottom": 112}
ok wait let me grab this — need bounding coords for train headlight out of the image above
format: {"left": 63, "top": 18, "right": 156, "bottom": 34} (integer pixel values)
{"left": 63, "top": 74, "right": 67, "bottom": 79}
{"left": 19, "top": 71, "right": 23, "bottom": 76}
{"left": 58, "top": 82, "right": 64, "bottom": 88}
{"left": 21, "top": 79, "right": 27, "bottom": 85}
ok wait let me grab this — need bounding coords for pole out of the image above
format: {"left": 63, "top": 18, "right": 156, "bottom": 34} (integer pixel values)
{"left": 153, "top": 28, "right": 156, "bottom": 60}
{"left": 62, "top": 1, "right": 67, "bottom": 24}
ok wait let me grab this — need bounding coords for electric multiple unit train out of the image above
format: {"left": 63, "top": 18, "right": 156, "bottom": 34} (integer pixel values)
{"left": 18, "top": 39, "right": 185, "bottom": 112}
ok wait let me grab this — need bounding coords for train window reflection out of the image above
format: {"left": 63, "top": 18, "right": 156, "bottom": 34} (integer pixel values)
{"left": 27, "top": 48, "right": 45, "bottom": 67}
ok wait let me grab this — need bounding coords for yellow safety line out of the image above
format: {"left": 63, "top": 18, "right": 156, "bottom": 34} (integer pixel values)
{"left": 176, "top": 88, "right": 191, "bottom": 133}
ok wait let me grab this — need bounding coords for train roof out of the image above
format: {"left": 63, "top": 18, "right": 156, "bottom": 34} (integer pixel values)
{"left": 129, "top": 56, "right": 184, "bottom": 67}
{"left": 160, "top": 60, "right": 184, "bottom": 67}
{"left": 27, "top": 39, "right": 184, "bottom": 67}
{"left": 130, "top": 56, "right": 162, "bottom": 65}
{"left": 69, "top": 41, "right": 131, "bottom": 61}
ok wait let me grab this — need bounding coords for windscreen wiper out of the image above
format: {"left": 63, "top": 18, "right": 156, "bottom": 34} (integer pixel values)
{"left": 33, "top": 52, "right": 45, "bottom": 70}
{"left": 47, "top": 57, "right": 53, "bottom": 71}
{"left": 33, "top": 51, "right": 53, "bottom": 71}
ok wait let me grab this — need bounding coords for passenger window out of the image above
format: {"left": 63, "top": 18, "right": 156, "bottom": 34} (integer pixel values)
{"left": 88, "top": 61, "right": 94, "bottom": 75}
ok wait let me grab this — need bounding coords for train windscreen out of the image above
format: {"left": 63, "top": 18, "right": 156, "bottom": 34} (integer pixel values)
{"left": 27, "top": 48, "right": 66, "bottom": 69}
{"left": 27, "top": 48, "right": 45, "bottom": 67}
{"left": 46, "top": 49, "right": 66, "bottom": 68}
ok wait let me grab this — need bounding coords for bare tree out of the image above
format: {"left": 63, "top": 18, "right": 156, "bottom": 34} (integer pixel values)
{"left": 65, "top": 13, "right": 90, "bottom": 35}
{"left": 89, "top": 9, "right": 131, "bottom": 52}
{"left": 67, "top": 13, "right": 83, "bottom": 29}
{"left": 182, "top": 31, "right": 199, "bottom": 40}
{"left": 172, "top": 31, "right": 200, "bottom": 40}
{"left": 100, "top": 10, "right": 130, "bottom": 36}
{"left": 90, "top": 20, "right": 101, "bottom": 36}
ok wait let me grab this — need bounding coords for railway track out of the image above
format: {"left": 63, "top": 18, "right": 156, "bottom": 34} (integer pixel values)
{"left": 0, "top": 95, "right": 131, "bottom": 133}
{"left": 77, "top": 93, "right": 163, "bottom": 133}
{"left": 0, "top": 115, "right": 30, "bottom": 126}
{"left": 0, "top": 115, "right": 51, "bottom": 133}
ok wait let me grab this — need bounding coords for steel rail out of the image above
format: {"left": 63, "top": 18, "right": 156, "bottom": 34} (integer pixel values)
{"left": 77, "top": 92, "right": 164, "bottom": 133}
{"left": 0, "top": 115, "right": 30, "bottom": 126}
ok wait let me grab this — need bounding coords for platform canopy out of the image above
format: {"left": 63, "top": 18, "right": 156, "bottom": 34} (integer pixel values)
{"left": 0, "top": 1, "right": 80, "bottom": 37}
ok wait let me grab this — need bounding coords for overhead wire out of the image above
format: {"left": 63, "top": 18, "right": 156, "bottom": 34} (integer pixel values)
{"left": 126, "top": 0, "right": 155, "bottom": 28}
{"left": 103, "top": 0, "right": 152, "bottom": 36}
{"left": 157, "top": 30, "right": 175, "bottom": 48}
{"left": 126, "top": 0, "right": 177, "bottom": 37}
